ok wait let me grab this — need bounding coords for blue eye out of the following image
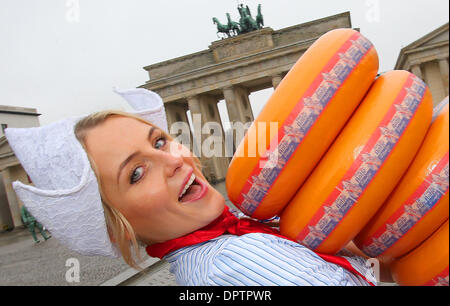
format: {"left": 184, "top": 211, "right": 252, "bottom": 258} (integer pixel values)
{"left": 130, "top": 166, "right": 144, "bottom": 184}
{"left": 155, "top": 137, "right": 166, "bottom": 149}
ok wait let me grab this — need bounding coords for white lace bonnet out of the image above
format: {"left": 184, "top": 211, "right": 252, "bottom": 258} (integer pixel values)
{"left": 5, "top": 88, "right": 168, "bottom": 257}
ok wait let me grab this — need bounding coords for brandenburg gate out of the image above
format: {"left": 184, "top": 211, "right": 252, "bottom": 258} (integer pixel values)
{"left": 139, "top": 12, "right": 353, "bottom": 183}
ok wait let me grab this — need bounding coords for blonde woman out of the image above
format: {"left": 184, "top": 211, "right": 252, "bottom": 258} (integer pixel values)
{"left": 6, "top": 88, "right": 378, "bottom": 286}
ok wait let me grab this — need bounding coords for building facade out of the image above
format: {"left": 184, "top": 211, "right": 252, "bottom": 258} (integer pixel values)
{"left": 0, "top": 106, "right": 40, "bottom": 231}
{"left": 395, "top": 23, "right": 449, "bottom": 106}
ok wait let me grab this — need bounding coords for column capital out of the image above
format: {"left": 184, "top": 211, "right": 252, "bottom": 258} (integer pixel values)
{"left": 271, "top": 74, "right": 283, "bottom": 89}
{"left": 186, "top": 95, "right": 202, "bottom": 115}
{"left": 186, "top": 94, "right": 198, "bottom": 101}
{"left": 222, "top": 85, "right": 235, "bottom": 91}
{"left": 270, "top": 72, "right": 283, "bottom": 78}
{"left": 409, "top": 60, "right": 423, "bottom": 67}
{"left": 410, "top": 64, "right": 423, "bottom": 80}
{"left": 222, "top": 87, "right": 236, "bottom": 102}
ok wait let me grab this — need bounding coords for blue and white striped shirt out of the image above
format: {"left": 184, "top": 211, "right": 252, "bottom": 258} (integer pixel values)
{"left": 165, "top": 232, "right": 376, "bottom": 286}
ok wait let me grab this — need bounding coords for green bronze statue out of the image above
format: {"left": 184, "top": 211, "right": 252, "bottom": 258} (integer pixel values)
{"left": 212, "top": 3, "right": 264, "bottom": 38}
{"left": 238, "top": 4, "right": 259, "bottom": 33}
{"left": 227, "top": 13, "right": 241, "bottom": 36}
{"left": 20, "top": 205, "right": 51, "bottom": 243}
{"left": 212, "top": 17, "right": 232, "bottom": 38}
{"left": 256, "top": 4, "right": 264, "bottom": 29}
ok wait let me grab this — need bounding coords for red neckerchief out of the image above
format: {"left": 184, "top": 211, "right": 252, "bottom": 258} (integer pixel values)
{"left": 146, "top": 207, "right": 374, "bottom": 286}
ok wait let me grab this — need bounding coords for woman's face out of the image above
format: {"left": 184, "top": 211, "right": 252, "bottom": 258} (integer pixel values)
{"left": 83, "top": 116, "right": 225, "bottom": 245}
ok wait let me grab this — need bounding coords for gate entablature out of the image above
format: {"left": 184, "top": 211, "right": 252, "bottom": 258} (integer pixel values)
{"left": 141, "top": 12, "right": 352, "bottom": 103}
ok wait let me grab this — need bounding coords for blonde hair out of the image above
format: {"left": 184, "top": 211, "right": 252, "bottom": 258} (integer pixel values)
{"left": 74, "top": 110, "right": 201, "bottom": 269}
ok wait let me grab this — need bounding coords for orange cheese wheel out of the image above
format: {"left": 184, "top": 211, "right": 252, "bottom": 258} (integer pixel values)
{"left": 280, "top": 70, "right": 433, "bottom": 254}
{"left": 226, "top": 28, "right": 379, "bottom": 220}
{"left": 391, "top": 220, "right": 449, "bottom": 286}
{"left": 354, "top": 98, "right": 449, "bottom": 261}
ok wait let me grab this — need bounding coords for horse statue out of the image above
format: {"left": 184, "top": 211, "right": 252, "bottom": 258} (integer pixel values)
{"left": 256, "top": 4, "right": 264, "bottom": 29}
{"left": 213, "top": 17, "right": 231, "bottom": 38}
{"left": 238, "top": 4, "right": 259, "bottom": 33}
{"left": 227, "top": 12, "right": 241, "bottom": 35}
{"left": 213, "top": 4, "right": 265, "bottom": 38}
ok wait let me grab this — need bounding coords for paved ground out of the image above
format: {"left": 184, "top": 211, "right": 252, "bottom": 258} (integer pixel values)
{"left": 0, "top": 226, "right": 131, "bottom": 286}
{"left": 0, "top": 182, "right": 233, "bottom": 286}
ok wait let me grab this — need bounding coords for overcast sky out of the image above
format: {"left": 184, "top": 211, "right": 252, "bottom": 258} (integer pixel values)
{"left": 1, "top": 0, "right": 449, "bottom": 126}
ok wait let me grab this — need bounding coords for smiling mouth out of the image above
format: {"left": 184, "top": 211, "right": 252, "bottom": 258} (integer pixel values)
{"left": 178, "top": 173, "right": 207, "bottom": 203}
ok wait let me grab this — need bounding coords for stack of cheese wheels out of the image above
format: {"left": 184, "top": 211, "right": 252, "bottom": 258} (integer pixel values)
{"left": 354, "top": 98, "right": 449, "bottom": 262}
{"left": 280, "top": 70, "right": 433, "bottom": 254}
{"left": 391, "top": 220, "right": 449, "bottom": 286}
{"left": 226, "top": 28, "right": 379, "bottom": 220}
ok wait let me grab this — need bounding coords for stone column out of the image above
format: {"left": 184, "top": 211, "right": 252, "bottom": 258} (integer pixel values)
{"left": 203, "top": 97, "right": 230, "bottom": 181}
{"left": 224, "top": 86, "right": 254, "bottom": 124}
{"left": 187, "top": 96, "right": 204, "bottom": 161}
{"left": 1, "top": 167, "right": 22, "bottom": 228}
{"left": 223, "top": 86, "right": 254, "bottom": 154}
{"left": 410, "top": 64, "right": 423, "bottom": 80}
{"left": 438, "top": 57, "right": 449, "bottom": 96}
{"left": 164, "top": 103, "right": 178, "bottom": 132}
{"left": 223, "top": 87, "right": 239, "bottom": 156}
{"left": 236, "top": 86, "right": 254, "bottom": 124}
{"left": 223, "top": 87, "right": 241, "bottom": 125}
{"left": 271, "top": 74, "right": 283, "bottom": 89}
{"left": 165, "top": 102, "right": 192, "bottom": 151}
{"left": 187, "top": 95, "right": 228, "bottom": 183}
{"left": 0, "top": 171, "right": 14, "bottom": 230}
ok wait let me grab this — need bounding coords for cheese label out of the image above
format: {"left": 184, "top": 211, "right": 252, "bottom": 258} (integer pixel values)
{"left": 423, "top": 266, "right": 449, "bottom": 286}
{"left": 295, "top": 74, "right": 427, "bottom": 250}
{"left": 361, "top": 152, "right": 449, "bottom": 257}
{"left": 237, "top": 32, "right": 374, "bottom": 216}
